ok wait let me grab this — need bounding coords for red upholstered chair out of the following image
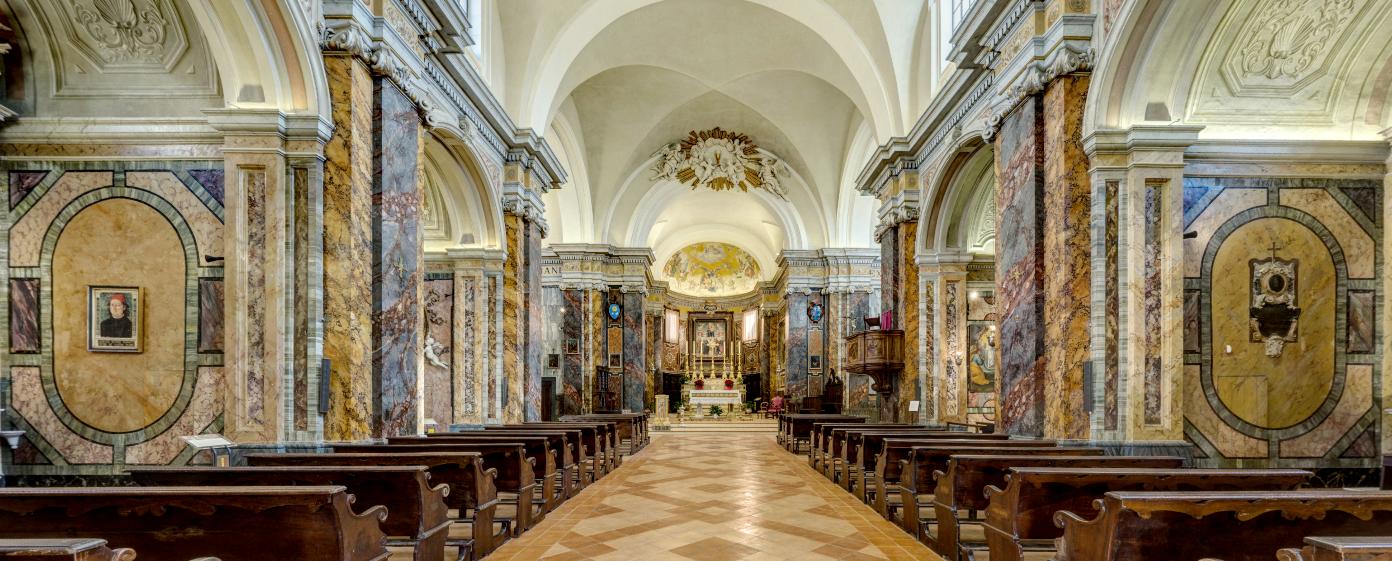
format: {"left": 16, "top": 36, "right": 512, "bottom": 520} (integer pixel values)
{"left": 694, "top": 379, "right": 704, "bottom": 390}
{"left": 724, "top": 379, "right": 734, "bottom": 390}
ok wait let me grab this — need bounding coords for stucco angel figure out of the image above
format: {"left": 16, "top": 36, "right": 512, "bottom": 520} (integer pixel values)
{"left": 424, "top": 334, "right": 449, "bottom": 369}
{"left": 650, "top": 143, "right": 683, "bottom": 182}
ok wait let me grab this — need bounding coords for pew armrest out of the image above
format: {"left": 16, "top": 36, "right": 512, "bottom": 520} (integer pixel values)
{"left": 1275, "top": 548, "right": 1307, "bottom": 561}
{"left": 1052, "top": 499, "right": 1108, "bottom": 561}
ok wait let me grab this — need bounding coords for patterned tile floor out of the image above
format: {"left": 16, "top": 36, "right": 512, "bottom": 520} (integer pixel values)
{"left": 485, "top": 433, "right": 942, "bottom": 561}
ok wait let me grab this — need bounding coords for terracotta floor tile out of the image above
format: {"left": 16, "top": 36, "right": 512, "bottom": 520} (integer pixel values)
{"left": 485, "top": 433, "right": 943, "bottom": 560}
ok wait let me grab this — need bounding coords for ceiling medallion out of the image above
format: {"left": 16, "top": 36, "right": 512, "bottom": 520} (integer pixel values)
{"left": 651, "top": 127, "right": 788, "bottom": 200}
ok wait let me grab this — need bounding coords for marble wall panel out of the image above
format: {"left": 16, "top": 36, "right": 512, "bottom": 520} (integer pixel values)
{"left": 424, "top": 278, "right": 453, "bottom": 425}
{"left": 561, "top": 289, "right": 585, "bottom": 415}
{"left": 589, "top": 292, "right": 605, "bottom": 412}
{"left": 1349, "top": 290, "right": 1374, "bottom": 353}
{"left": 622, "top": 291, "right": 646, "bottom": 413}
{"left": 1184, "top": 175, "right": 1381, "bottom": 468}
{"left": 9, "top": 171, "right": 47, "bottom": 209}
{"left": 785, "top": 292, "right": 809, "bottom": 405}
{"left": 943, "top": 281, "right": 962, "bottom": 420}
{"left": 501, "top": 214, "right": 524, "bottom": 423}
{"left": 898, "top": 223, "right": 920, "bottom": 423}
{"left": 372, "top": 79, "right": 424, "bottom": 437}
{"left": 321, "top": 54, "right": 375, "bottom": 440}
{"left": 9, "top": 278, "right": 38, "bottom": 353}
{"left": 10, "top": 367, "right": 112, "bottom": 464}
{"left": 525, "top": 222, "right": 543, "bottom": 421}
{"left": 994, "top": 97, "right": 1046, "bottom": 437}
{"left": 1143, "top": 184, "right": 1163, "bottom": 425}
{"left": 1183, "top": 290, "right": 1200, "bottom": 354}
{"left": 881, "top": 228, "right": 900, "bottom": 325}
{"left": 1041, "top": 74, "right": 1092, "bottom": 439}
{"left": 188, "top": 169, "right": 224, "bottom": 205}
{"left": 52, "top": 198, "right": 185, "bottom": 434}
{"left": 11, "top": 172, "right": 113, "bottom": 267}
{"left": 125, "top": 171, "right": 223, "bottom": 264}
{"left": 244, "top": 169, "right": 268, "bottom": 424}
{"left": 1104, "top": 180, "right": 1120, "bottom": 430}
{"left": 125, "top": 367, "right": 224, "bottom": 464}
{"left": 455, "top": 275, "right": 480, "bottom": 423}
{"left": 1279, "top": 365, "right": 1372, "bottom": 458}
{"left": 197, "top": 278, "right": 223, "bottom": 353}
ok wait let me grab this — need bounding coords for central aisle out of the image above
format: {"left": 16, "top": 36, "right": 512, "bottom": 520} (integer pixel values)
{"left": 486, "top": 433, "right": 943, "bottom": 561}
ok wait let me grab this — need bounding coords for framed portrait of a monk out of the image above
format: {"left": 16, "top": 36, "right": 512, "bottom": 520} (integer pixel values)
{"left": 88, "top": 286, "right": 142, "bottom": 353}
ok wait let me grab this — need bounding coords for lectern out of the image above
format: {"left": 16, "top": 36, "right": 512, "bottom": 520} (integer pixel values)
{"left": 843, "top": 329, "right": 904, "bottom": 422}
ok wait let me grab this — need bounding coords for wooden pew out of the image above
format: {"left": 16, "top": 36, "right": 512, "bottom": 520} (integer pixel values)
{"left": 780, "top": 414, "right": 864, "bottom": 452}
{"left": 245, "top": 453, "right": 502, "bottom": 559}
{"left": 128, "top": 466, "right": 454, "bottom": 561}
{"left": 931, "top": 455, "right": 1185, "bottom": 561}
{"left": 824, "top": 427, "right": 990, "bottom": 483}
{"left": 333, "top": 442, "right": 543, "bottom": 536}
{"left": 872, "top": 439, "right": 1058, "bottom": 519}
{"left": 810, "top": 423, "right": 904, "bottom": 473}
{"left": 1277, "top": 537, "right": 1392, "bottom": 561}
{"left": 897, "top": 446, "right": 1104, "bottom": 540}
{"left": 409, "top": 433, "right": 567, "bottom": 507}
{"left": 0, "top": 486, "right": 388, "bottom": 561}
{"left": 852, "top": 431, "right": 1013, "bottom": 499}
{"left": 484, "top": 426, "right": 590, "bottom": 493}
{"left": 0, "top": 540, "right": 136, "bottom": 561}
{"left": 561, "top": 414, "right": 647, "bottom": 454}
{"left": 1054, "top": 490, "right": 1392, "bottom": 561}
{"left": 507, "top": 422, "right": 614, "bottom": 482}
{"left": 982, "top": 468, "right": 1310, "bottom": 561}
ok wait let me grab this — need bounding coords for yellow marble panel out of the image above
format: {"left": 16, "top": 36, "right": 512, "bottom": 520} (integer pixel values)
{"left": 11, "top": 367, "right": 113, "bottom": 464}
{"left": 1183, "top": 188, "right": 1267, "bottom": 278}
{"left": 1278, "top": 189, "right": 1375, "bottom": 279}
{"left": 125, "top": 171, "right": 224, "bottom": 263}
{"left": 125, "top": 367, "right": 224, "bottom": 464}
{"left": 1211, "top": 218, "right": 1334, "bottom": 429}
{"left": 1183, "top": 365, "right": 1266, "bottom": 458}
{"left": 10, "top": 172, "right": 113, "bottom": 267}
{"left": 53, "top": 199, "right": 186, "bottom": 434}
{"left": 1279, "top": 364, "right": 1372, "bottom": 458}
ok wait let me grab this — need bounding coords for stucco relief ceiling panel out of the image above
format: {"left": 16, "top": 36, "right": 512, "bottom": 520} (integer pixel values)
{"left": 1187, "top": 0, "right": 1385, "bottom": 126}
{"left": 24, "top": 0, "right": 220, "bottom": 99}
{"left": 662, "top": 242, "right": 763, "bottom": 297}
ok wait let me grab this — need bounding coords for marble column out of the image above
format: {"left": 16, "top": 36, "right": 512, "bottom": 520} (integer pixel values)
{"left": 371, "top": 78, "right": 424, "bottom": 437}
{"left": 993, "top": 75, "right": 1098, "bottom": 439}
{"left": 785, "top": 292, "right": 809, "bottom": 404}
{"left": 621, "top": 291, "right": 646, "bottom": 413}
{"left": 560, "top": 289, "right": 585, "bottom": 416}
{"left": 320, "top": 53, "right": 376, "bottom": 441}
{"left": 994, "top": 95, "right": 1048, "bottom": 437}
{"left": 1041, "top": 75, "right": 1093, "bottom": 440}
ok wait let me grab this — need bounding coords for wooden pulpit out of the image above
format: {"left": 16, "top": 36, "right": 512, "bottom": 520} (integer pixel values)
{"left": 844, "top": 329, "right": 904, "bottom": 422}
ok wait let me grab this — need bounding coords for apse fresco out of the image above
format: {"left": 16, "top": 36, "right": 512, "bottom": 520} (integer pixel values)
{"left": 662, "top": 242, "right": 762, "bottom": 296}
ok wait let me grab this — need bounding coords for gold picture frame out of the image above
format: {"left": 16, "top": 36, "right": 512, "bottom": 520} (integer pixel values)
{"left": 88, "top": 286, "right": 142, "bottom": 353}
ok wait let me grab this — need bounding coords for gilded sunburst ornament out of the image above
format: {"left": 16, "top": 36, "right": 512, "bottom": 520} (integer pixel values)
{"left": 650, "top": 127, "right": 787, "bottom": 200}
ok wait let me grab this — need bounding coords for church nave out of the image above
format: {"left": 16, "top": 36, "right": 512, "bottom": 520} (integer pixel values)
{"left": 486, "top": 433, "right": 937, "bottom": 561}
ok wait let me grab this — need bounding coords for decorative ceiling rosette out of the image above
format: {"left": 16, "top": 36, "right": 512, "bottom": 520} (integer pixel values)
{"left": 650, "top": 127, "right": 788, "bottom": 200}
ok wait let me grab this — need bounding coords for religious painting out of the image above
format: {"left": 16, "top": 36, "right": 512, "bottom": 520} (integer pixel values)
{"left": 608, "top": 353, "right": 622, "bottom": 369}
{"left": 547, "top": 354, "right": 560, "bottom": 369}
{"left": 807, "top": 302, "right": 824, "bottom": 323}
{"left": 693, "top": 319, "right": 727, "bottom": 358}
{"left": 662, "top": 242, "right": 762, "bottom": 296}
{"left": 809, "top": 355, "right": 822, "bottom": 370}
{"left": 88, "top": 286, "right": 141, "bottom": 353}
{"left": 607, "top": 302, "right": 621, "bottom": 321}
{"left": 966, "top": 323, "right": 997, "bottom": 392}
{"left": 564, "top": 337, "right": 580, "bottom": 355}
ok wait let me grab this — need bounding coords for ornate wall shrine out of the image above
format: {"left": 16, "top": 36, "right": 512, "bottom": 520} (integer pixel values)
{"left": 1183, "top": 175, "right": 1382, "bottom": 470}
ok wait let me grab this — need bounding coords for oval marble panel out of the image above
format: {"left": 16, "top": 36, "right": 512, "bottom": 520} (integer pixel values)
{"left": 1211, "top": 217, "right": 1335, "bottom": 430}
{"left": 53, "top": 199, "right": 186, "bottom": 434}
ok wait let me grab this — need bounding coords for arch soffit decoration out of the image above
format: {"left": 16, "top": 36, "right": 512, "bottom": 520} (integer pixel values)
{"left": 424, "top": 130, "right": 504, "bottom": 249}
{"left": 614, "top": 153, "right": 820, "bottom": 251}
{"left": 184, "top": 0, "right": 329, "bottom": 118}
{"left": 519, "top": 0, "right": 902, "bottom": 140}
{"left": 1085, "top": 0, "right": 1392, "bottom": 140}
{"left": 917, "top": 134, "right": 994, "bottom": 254}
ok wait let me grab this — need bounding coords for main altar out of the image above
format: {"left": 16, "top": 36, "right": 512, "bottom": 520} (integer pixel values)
{"left": 681, "top": 314, "right": 749, "bottom": 416}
